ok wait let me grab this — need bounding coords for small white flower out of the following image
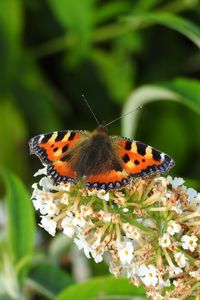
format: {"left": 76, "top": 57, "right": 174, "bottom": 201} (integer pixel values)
{"left": 91, "top": 247, "right": 104, "bottom": 263}
{"left": 97, "top": 190, "right": 109, "bottom": 201}
{"left": 32, "top": 197, "right": 43, "bottom": 211}
{"left": 122, "top": 208, "right": 129, "bottom": 213}
{"left": 122, "top": 223, "right": 140, "bottom": 240}
{"left": 118, "top": 241, "right": 134, "bottom": 265}
{"left": 189, "top": 269, "right": 200, "bottom": 279}
{"left": 39, "top": 177, "right": 54, "bottom": 192}
{"left": 169, "top": 266, "right": 182, "bottom": 277}
{"left": 138, "top": 264, "right": 159, "bottom": 287}
{"left": 174, "top": 252, "right": 188, "bottom": 268}
{"left": 171, "top": 200, "right": 183, "bottom": 214}
{"left": 159, "top": 233, "right": 171, "bottom": 248}
{"left": 61, "top": 214, "right": 75, "bottom": 237}
{"left": 167, "top": 220, "right": 181, "bottom": 236}
{"left": 80, "top": 205, "right": 93, "bottom": 217}
{"left": 54, "top": 182, "right": 71, "bottom": 192}
{"left": 173, "top": 280, "right": 179, "bottom": 287}
{"left": 109, "top": 263, "right": 122, "bottom": 277}
{"left": 60, "top": 194, "right": 69, "bottom": 205}
{"left": 181, "top": 235, "right": 198, "bottom": 252}
{"left": 39, "top": 216, "right": 56, "bottom": 236}
{"left": 163, "top": 279, "right": 170, "bottom": 287}
{"left": 34, "top": 166, "right": 47, "bottom": 177}
{"left": 102, "top": 212, "right": 112, "bottom": 222}
{"left": 72, "top": 213, "right": 86, "bottom": 228}
{"left": 187, "top": 188, "right": 198, "bottom": 202}
{"left": 158, "top": 277, "right": 170, "bottom": 287}
{"left": 167, "top": 176, "right": 185, "bottom": 188}
{"left": 44, "top": 200, "right": 60, "bottom": 217}
{"left": 74, "top": 235, "right": 91, "bottom": 259}
{"left": 189, "top": 193, "right": 200, "bottom": 207}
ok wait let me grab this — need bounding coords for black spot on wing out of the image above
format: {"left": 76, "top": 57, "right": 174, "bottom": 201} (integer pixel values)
{"left": 136, "top": 142, "right": 147, "bottom": 156}
{"left": 62, "top": 145, "right": 68, "bottom": 153}
{"left": 55, "top": 131, "right": 67, "bottom": 142}
{"left": 122, "top": 154, "right": 130, "bottom": 163}
{"left": 53, "top": 147, "right": 58, "bottom": 152}
{"left": 129, "top": 153, "right": 175, "bottom": 179}
{"left": 134, "top": 159, "right": 140, "bottom": 165}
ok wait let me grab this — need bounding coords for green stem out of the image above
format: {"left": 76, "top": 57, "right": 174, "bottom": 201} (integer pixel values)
{"left": 121, "top": 215, "right": 156, "bottom": 236}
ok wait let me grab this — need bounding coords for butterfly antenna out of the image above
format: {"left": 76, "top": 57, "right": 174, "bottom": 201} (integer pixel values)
{"left": 81, "top": 94, "right": 100, "bottom": 125}
{"left": 104, "top": 106, "right": 142, "bottom": 127}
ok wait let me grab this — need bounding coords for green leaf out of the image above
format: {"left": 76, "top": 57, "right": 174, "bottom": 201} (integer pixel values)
{"left": 124, "top": 12, "right": 200, "bottom": 49}
{"left": 122, "top": 78, "right": 200, "bottom": 138}
{"left": 56, "top": 276, "right": 145, "bottom": 300}
{"left": 48, "top": 0, "right": 94, "bottom": 58}
{"left": 28, "top": 263, "right": 73, "bottom": 299}
{"left": 1, "top": 168, "right": 35, "bottom": 281}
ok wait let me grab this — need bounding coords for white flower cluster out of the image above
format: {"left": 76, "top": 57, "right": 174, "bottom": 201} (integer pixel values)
{"left": 31, "top": 169, "right": 200, "bottom": 300}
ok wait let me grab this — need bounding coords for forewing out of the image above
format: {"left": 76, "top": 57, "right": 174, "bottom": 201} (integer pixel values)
{"left": 115, "top": 137, "right": 175, "bottom": 178}
{"left": 29, "top": 130, "right": 89, "bottom": 183}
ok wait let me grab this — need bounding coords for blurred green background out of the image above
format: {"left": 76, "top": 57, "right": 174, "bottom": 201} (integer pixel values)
{"left": 0, "top": 0, "right": 200, "bottom": 299}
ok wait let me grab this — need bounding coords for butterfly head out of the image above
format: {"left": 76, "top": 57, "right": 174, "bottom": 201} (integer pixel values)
{"left": 96, "top": 122, "right": 108, "bottom": 135}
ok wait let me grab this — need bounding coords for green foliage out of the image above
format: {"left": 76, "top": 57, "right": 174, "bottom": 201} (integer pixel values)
{"left": 0, "top": 169, "right": 74, "bottom": 299}
{"left": 1, "top": 168, "right": 35, "bottom": 282}
{"left": 56, "top": 276, "right": 146, "bottom": 300}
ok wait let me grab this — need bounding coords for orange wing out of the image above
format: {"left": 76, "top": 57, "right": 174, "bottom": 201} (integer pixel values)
{"left": 85, "top": 138, "right": 174, "bottom": 190}
{"left": 29, "top": 130, "right": 89, "bottom": 183}
{"left": 117, "top": 138, "right": 175, "bottom": 178}
{"left": 86, "top": 169, "right": 129, "bottom": 190}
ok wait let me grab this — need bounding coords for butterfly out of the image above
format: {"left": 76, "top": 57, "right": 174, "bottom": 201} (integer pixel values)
{"left": 29, "top": 124, "right": 175, "bottom": 190}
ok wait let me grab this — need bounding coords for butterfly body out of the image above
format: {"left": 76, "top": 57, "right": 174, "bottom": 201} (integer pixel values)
{"left": 29, "top": 125, "right": 174, "bottom": 190}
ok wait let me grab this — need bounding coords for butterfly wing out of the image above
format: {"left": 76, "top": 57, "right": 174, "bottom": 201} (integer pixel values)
{"left": 29, "top": 130, "right": 89, "bottom": 183}
{"left": 115, "top": 137, "right": 175, "bottom": 178}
